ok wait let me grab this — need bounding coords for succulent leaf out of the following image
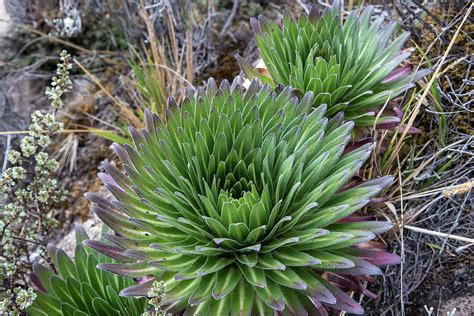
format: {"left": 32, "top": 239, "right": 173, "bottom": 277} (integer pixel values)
{"left": 28, "top": 226, "right": 148, "bottom": 315}
{"left": 87, "top": 78, "right": 398, "bottom": 314}
{"left": 241, "top": 1, "right": 428, "bottom": 127}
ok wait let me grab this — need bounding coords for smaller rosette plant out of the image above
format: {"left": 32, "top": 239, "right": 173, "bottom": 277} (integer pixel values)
{"left": 86, "top": 78, "right": 399, "bottom": 315}
{"left": 238, "top": 1, "right": 429, "bottom": 127}
{"left": 28, "top": 226, "right": 148, "bottom": 316}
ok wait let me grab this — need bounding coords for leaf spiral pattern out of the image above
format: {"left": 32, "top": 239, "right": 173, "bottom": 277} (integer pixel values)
{"left": 87, "top": 78, "right": 399, "bottom": 315}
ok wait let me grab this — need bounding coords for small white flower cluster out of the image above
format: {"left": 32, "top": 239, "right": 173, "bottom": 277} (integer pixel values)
{"left": 0, "top": 288, "right": 37, "bottom": 315}
{"left": 45, "top": 50, "right": 73, "bottom": 110}
{"left": 144, "top": 280, "right": 167, "bottom": 316}
{"left": 0, "top": 50, "right": 72, "bottom": 314}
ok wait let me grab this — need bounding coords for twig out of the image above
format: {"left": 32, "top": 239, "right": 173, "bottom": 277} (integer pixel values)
{"left": 397, "top": 155, "right": 405, "bottom": 316}
{"left": 297, "top": 0, "right": 310, "bottom": 14}
{"left": 220, "top": 0, "right": 239, "bottom": 37}
{"left": 404, "top": 225, "right": 474, "bottom": 244}
{"left": 186, "top": 0, "right": 194, "bottom": 84}
{"left": 1, "top": 19, "right": 115, "bottom": 57}
{"left": 1, "top": 135, "right": 11, "bottom": 174}
{"left": 0, "top": 129, "right": 113, "bottom": 136}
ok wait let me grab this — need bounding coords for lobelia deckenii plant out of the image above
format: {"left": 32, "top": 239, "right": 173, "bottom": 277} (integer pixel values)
{"left": 28, "top": 225, "right": 148, "bottom": 315}
{"left": 85, "top": 77, "right": 400, "bottom": 315}
{"left": 237, "top": 1, "right": 429, "bottom": 127}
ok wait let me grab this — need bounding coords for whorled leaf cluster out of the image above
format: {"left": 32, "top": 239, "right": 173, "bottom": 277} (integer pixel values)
{"left": 86, "top": 78, "right": 400, "bottom": 315}
{"left": 238, "top": 1, "right": 428, "bottom": 127}
{"left": 28, "top": 226, "right": 148, "bottom": 316}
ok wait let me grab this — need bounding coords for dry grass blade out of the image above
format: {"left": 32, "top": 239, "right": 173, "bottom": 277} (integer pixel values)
{"left": 55, "top": 133, "right": 79, "bottom": 173}
{"left": 186, "top": 8, "right": 194, "bottom": 84}
{"left": 384, "top": 3, "right": 473, "bottom": 170}
{"left": 139, "top": 0, "right": 167, "bottom": 114}
{"left": 388, "top": 138, "right": 467, "bottom": 199}
{"left": 0, "top": 19, "right": 120, "bottom": 65}
{"left": 74, "top": 59, "right": 143, "bottom": 128}
{"left": 404, "top": 225, "right": 474, "bottom": 244}
{"left": 397, "top": 155, "right": 406, "bottom": 316}
{"left": 136, "top": 0, "right": 191, "bottom": 108}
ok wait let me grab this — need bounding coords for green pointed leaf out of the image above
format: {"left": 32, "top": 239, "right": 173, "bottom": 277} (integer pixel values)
{"left": 254, "top": 279, "right": 285, "bottom": 311}
{"left": 237, "top": 262, "right": 267, "bottom": 288}
{"left": 308, "top": 250, "right": 355, "bottom": 269}
{"left": 55, "top": 248, "right": 76, "bottom": 279}
{"left": 188, "top": 273, "right": 217, "bottom": 305}
{"left": 65, "top": 277, "right": 88, "bottom": 312}
{"left": 30, "top": 291, "right": 62, "bottom": 316}
{"left": 212, "top": 267, "right": 242, "bottom": 300}
{"left": 221, "top": 201, "right": 241, "bottom": 227}
{"left": 164, "top": 278, "right": 200, "bottom": 303}
{"left": 209, "top": 294, "right": 231, "bottom": 315}
{"left": 235, "top": 252, "right": 258, "bottom": 267}
{"left": 255, "top": 252, "right": 286, "bottom": 270}
{"left": 92, "top": 297, "right": 118, "bottom": 316}
{"left": 273, "top": 247, "right": 321, "bottom": 266}
{"left": 249, "top": 201, "right": 268, "bottom": 231}
{"left": 49, "top": 276, "right": 76, "bottom": 309}
{"left": 266, "top": 267, "right": 307, "bottom": 290}
{"left": 231, "top": 280, "right": 254, "bottom": 316}
{"left": 229, "top": 222, "right": 250, "bottom": 243}
{"left": 60, "top": 303, "right": 82, "bottom": 316}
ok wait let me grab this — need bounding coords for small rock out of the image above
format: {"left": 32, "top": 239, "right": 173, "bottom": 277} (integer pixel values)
{"left": 0, "top": 0, "right": 11, "bottom": 37}
{"left": 56, "top": 212, "right": 103, "bottom": 258}
{"left": 439, "top": 296, "right": 474, "bottom": 316}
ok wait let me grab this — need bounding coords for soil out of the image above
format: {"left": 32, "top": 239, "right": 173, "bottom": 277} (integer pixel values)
{"left": 408, "top": 258, "right": 473, "bottom": 315}
{"left": 195, "top": 21, "right": 253, "bottom": 85}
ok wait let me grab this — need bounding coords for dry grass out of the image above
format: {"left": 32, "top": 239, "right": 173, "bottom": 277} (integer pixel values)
{"left": 361, "top": 2, "right": 473, "bottom": 314}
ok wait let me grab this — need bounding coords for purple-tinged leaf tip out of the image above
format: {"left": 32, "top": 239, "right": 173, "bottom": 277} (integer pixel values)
{"left": 367, "top": 197, "right": 389, "bottom": 206}
{"left": 250, "top": 17, "right": 262, "bottom": 34}
{"left": 382, "top": 65, "right": 412, "bottom": 83}
{"left": 98, "top": 172, "right": 119, "bottom": 188}
{"left": 83, "top": 239, "right": 134, "bottom": 262}
{"left": 97, "top": 261, "right": 156, "bottom": 278}
{"left": 308, "top": 6, "right": 320, "bottom": 22}
{"left": 120, "top": 277, "right": 156, "bottom": 297}
{"left": 392, "top": 105, "right": 404, "bottom": 118}
{"left": 270, "top": 298, "right": 285, "bottom": 312}
{"left": 29, "top": 271, "right": 47, "bottom": 293}
{"left": 325, "top": 284, "right": 365, "bottom": 314}
{"left": 369, "top": 251, "right": 401, "bottom": 266}
{"left": 343, "top": 138, "right": 374, "bottom": 154}
{"left": 351, "top": 248, "right": 401, "bottom": 266}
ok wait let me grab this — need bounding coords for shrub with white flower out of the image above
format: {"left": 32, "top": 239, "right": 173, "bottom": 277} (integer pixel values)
{"left": 0, "top": 50, "right": 72, "bottom": 314}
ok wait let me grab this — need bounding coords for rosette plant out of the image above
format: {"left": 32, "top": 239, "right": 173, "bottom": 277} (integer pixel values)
{"left": 28, "top": 226, "right": 148, "bottom": 315}
{"left": 86, "top": 78, "right": 399, "bottom": 315}
{"left": 238, "top": 1, "right": 428, "bottom": 127}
